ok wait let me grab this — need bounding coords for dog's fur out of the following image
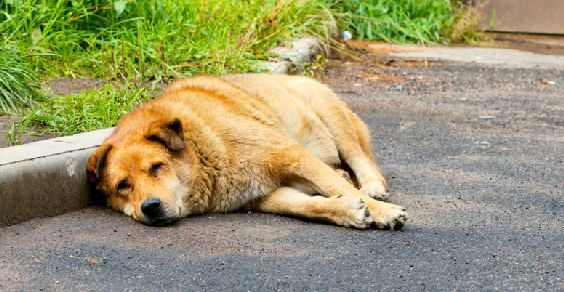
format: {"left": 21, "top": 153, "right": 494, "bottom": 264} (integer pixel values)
{"left": 86, "top": 74, "right": 407, "bottom": 229}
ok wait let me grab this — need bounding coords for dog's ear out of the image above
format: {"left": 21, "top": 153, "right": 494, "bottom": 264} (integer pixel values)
{"left": 86, "top": 144, "right": 113, "bottom": 188}
{"left": 86, "top": 144, "right": 112, "bottom": 205}
{"left": 145, "top": 118, "right": 186, "bottom": 151}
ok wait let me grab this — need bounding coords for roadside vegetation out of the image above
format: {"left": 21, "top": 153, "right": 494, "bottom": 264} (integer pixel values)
{"left": 0, "top": 46, "right": 42, "bottom": 113}
{"left": 8, "top": 84, "right": 152, "bottom": 143}
{"left": 1, "top": 0, "right": 480, "bottom": 143}
{"left": 334, "top": 0, "right": 481, "bottom": 44}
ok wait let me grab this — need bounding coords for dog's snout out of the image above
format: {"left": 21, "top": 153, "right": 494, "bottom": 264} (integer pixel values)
{"left": 140, "top": 197, "right": 174, "bottom": 226}
{"left": 141, "top": 197, "right": 162, "bottom": 217}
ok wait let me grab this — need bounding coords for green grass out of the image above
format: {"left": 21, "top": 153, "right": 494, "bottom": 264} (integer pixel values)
{"left": 332, "top": 0, "right": 481, "bottom": 44}
{"left": 9, "top": 83, "right": 154, "bottom": 143}
{"left": 0, "top": 46, "right": 42, "bottom": 113}
{"left": 1, "top": 0, "right": 333, "bottom": 81}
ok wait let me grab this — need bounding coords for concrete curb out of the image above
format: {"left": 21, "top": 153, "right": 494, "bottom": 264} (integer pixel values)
{"left": 0, "top": 128, "right": 113, "bottom": 226}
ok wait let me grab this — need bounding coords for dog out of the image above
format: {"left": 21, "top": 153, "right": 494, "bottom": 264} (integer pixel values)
{"left": 86, "top": 74, "right": 407, "bottom": 229}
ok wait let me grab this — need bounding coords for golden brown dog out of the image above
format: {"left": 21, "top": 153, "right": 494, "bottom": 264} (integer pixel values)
{"left": 86, "top": 74, "right": 407, "bottom": 229}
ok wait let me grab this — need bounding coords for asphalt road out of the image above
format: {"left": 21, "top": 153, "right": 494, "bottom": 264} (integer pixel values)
{"left": 1, "top": 58, "right": 562, "bottom": 291}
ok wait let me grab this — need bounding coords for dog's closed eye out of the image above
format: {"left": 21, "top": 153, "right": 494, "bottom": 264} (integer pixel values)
{"left": 149, "top": 162, "right": 164, "bottom": 176}
{"left": 117, "top": 179, "right": 130, "bottom": 191}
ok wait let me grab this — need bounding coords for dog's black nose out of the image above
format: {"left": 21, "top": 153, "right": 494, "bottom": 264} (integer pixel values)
{"left": 141, "top": 197, "right": 162, "bottom": 218}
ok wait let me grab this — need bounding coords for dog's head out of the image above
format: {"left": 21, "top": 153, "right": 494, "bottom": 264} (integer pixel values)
{"left": 87, "top": 117, "right": 189, "bottom": 226}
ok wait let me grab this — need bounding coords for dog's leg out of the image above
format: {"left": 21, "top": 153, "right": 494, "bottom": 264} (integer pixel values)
{"left": 290, "top": 168, "right": 354, "bottom": 194}
{"left": 306, "top": 96, "right": 389, "bottom": 201}
{"left": 271, "top": 146, "right": 407, "bottom": 230}
{"left": 249, "top": 187, "right": 373, "bottom": 229}
{"left": 285, "top": 77, "right": 388, "bottom": 200}
{"left": 346, "top": 112, "right": 390, "bottom": 200}
{"left": 330, "top": 111, "right": 388, "bottom": 200}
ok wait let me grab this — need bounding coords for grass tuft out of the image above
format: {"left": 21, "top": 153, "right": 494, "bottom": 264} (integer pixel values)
{"left": 9, "top": 83, "right": 154, "bottom": 143}
{"left": 0, "top": 46, "right": 42, "bottom": 113}
{"left": 3, "top": 0, "right": 335, "bottom": 143}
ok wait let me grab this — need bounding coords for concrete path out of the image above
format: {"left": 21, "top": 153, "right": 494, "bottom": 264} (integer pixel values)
{"left": 366, "top": 43, "right": 564, "bottom": 69}
{"left": 1, "top": 58, "right": 562, "bottom": 291}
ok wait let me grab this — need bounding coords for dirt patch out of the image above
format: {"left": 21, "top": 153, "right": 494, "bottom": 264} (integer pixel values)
{"left": 47, "top": 78, "right": 103, "bottom": 96}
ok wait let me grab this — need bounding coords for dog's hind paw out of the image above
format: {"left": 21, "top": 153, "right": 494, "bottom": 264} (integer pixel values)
{"left": 361, "top": 181, "right": 389, "bottom": 201}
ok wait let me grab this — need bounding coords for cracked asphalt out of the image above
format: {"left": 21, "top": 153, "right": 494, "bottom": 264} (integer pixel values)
{"left": 1, "top": 57, "right": 562, "bottom": 291}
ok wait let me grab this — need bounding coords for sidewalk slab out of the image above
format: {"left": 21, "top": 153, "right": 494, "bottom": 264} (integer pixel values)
{"left": 0, "top": 128, "right": 113, "bottom": 226}
{"left": 366, "top": 44, "right": 564, "bottom": 69}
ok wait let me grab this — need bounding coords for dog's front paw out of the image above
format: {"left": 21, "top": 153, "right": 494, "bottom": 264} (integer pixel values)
{"left": 361, "top": 181, "right": 389, "bottom": 201}
{"left": 332, "top": 197, "right": 373, "bottom": 229}
{"left": 366, "top": 201, "right": 407, "bottom": 230}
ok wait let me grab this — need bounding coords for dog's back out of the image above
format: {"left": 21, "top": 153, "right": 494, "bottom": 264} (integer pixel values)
{"left": 165, "top": 74, "right": 344, "bottom": 166}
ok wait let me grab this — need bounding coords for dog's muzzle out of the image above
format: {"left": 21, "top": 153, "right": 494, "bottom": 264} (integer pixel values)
{"left": 141, "top": 197, "right": 173, "bottom": 226}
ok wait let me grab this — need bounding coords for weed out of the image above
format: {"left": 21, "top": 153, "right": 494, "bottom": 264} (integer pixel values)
{"left": 448, "top": 3, "right": 484, "bottom": 44}
{"left": 0, "top": 46, "right": 42, "bottom": 113}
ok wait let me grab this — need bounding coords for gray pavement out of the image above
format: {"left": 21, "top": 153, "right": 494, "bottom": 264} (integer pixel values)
{"left": 1, "top": 59, "right": 563, "bottom": 291}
